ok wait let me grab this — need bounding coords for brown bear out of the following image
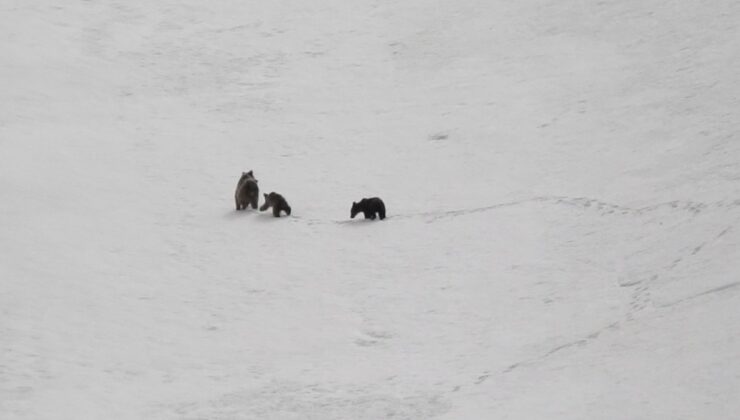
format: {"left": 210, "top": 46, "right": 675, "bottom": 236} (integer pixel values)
{"left": 234, "top": 170, "right": 259, "bottom": 210}
{"left": 260, "top": 192, "right": 291, "bottom": 217}
{"left": 351, "top": 197, "right": 386, "bottom": 220}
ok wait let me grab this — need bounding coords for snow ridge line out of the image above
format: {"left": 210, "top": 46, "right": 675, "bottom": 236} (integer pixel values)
{"left": 657, "top": 281, "right": 740, "bottom": 308}
{"left": 625, "top": 224, "right": 734, "bottom": 314}
{"left": 290, "top": 196, "right": 740, "bottom": 225}
{"left": 489, "top": 279, "right": 740, "bottom": 382}
{"left": 470, "top": 320, "right": 623, "bottom": 388}
{"left": 503, "top": 321, "right": 623, "bottom": 374}
{"left": 471, "top": 278, "right": 740, "bottom": 389}
{"left": 469, "top": 224, "right": 737, "bottom": 388}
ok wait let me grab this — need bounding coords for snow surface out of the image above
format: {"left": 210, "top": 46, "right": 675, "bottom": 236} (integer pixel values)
{"left": 2, "top": 0, "right": 740, "bottom": 419}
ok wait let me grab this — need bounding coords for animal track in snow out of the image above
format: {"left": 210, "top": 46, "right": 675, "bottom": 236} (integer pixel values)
{"left": 354, "top": 329, "right": 393, "bottom": 347}
{"left": 392, "top": 196, "right": 740, "bottom": 223}
{"left": 286, "top": 196, "right": 740, "bottom": 226}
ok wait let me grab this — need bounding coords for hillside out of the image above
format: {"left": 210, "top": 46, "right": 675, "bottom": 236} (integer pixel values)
{"left": 1, "top": 1, "right": 739, "bottom": 419}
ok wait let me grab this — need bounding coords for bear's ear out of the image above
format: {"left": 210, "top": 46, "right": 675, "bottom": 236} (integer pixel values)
{"left": 247, "top": 170, "right": 253, "bottom": 176}
{"left": 242, "top": 172, "right": 247, "bottom": 176}
{"left": 352, "top": 201, "right": 356, "bottom": 205}
{"left": 264, "top": 193, "right": 268, "bottom": 198}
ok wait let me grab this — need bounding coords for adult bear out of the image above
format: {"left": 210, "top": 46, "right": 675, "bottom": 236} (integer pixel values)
{"left": 235, "top": 170, "right": 259, "bottom": 210}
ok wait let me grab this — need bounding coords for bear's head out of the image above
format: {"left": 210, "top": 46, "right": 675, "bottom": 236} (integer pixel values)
{"left": 350, "top": 201, "right": 359, "bottom": 218}
{"left": 240, "top": 170, "right": 255, "bottom": 182}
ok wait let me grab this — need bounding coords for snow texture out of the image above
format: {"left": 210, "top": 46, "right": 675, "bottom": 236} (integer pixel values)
{"left": 1, "top": 0, "right": 739, "bottom": 419}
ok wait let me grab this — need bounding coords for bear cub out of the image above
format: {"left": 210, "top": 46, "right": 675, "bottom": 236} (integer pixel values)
{"left": 235, "top": 170, "right": 259, "bottom": 210}
{"left": 260, "top": 192, "right": 291, "bottom": 217}
{"left": 351, "top": 197, "right": 386, "bottom": 220}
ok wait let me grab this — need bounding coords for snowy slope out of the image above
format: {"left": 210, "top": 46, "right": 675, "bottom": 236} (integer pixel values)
{"left": 1, "top": 0, "right": 739, "bottom": 419}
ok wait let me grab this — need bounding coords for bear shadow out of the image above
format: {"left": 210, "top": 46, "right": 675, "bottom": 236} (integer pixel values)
{"left": 339, "top": 218, "right": 381, "bottom": 227}
{"left": 254, "top": 211, "right": 291, "bottom": 222}
{"left": 224, "top": 209, "right": 259, "bottom": 219}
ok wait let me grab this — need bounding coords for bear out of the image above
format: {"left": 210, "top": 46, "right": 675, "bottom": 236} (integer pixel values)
{"left": 351, "top": 197, "right": 386, "bottom": 220}
{"left": 260, "top": 192, "right": 291, "bottom": 217}
{"left": 234, "top": 170, "right": 259, "bottom": 210}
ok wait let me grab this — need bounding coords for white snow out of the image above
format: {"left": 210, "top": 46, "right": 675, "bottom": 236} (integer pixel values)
{"left": 2, "top": 0, "right": 739, "bottom": 419}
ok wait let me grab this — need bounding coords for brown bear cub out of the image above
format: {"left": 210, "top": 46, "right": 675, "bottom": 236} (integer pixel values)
{"left": 351, "top": 197, "right": 386, "bottom": 220}
{"left": 235, "top": 170, "right": 259, "bottom": 210}
{"left": 260, "top": 192, "right": 291, "bottom": 217}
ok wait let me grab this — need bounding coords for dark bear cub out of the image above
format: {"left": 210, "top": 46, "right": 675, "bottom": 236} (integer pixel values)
{"left": 260, "top": 192, "right": 291, "bottom": 217}
{"left": 235, "top": 170, "right": 259, "bottom": 210}
{"left": 351, "top": 197, "right": 386, "bottom": 220}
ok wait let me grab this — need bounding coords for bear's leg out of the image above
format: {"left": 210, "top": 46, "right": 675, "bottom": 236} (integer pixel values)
{"left": 251, "top": 196, "right": 258, "bottom": 209}
{"left": 236, "top": 199, "right": 241, "bottom": 210}
{"left": 273, "top": 207, "right": 281, "bottom": 217}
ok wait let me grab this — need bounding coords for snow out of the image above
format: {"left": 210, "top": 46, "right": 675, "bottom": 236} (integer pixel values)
{"left": 1, "top": 0, "right": 739, "bottom": 418}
